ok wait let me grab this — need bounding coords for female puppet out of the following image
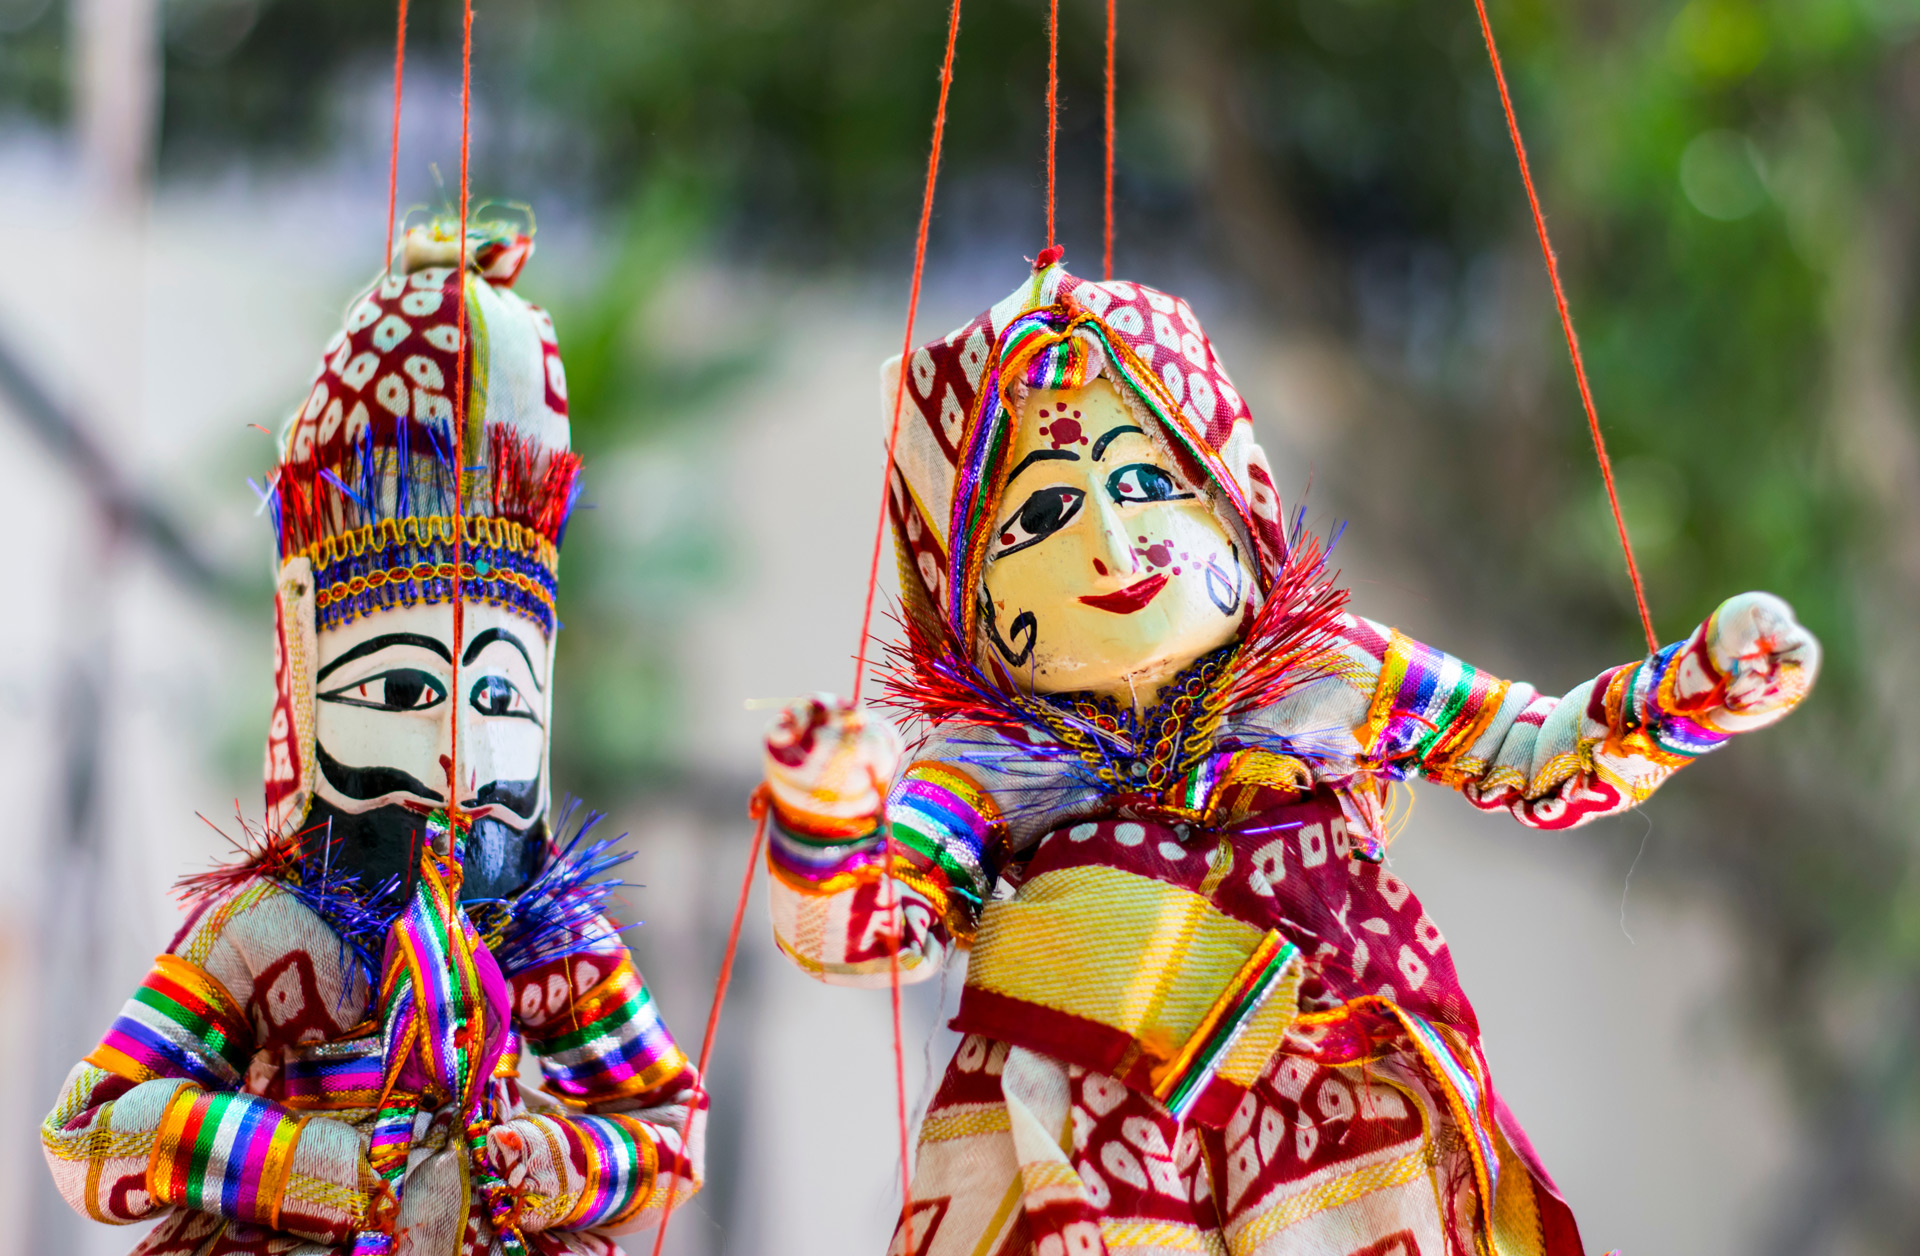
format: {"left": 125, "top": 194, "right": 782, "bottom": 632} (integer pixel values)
{"left": 41, "top": 223, "right": 702, "bottom": 1255}
{"left": 763, "top": 258, "right": 1817, "bottom": 1256}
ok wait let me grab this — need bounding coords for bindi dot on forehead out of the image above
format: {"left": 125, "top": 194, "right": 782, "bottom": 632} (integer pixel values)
{"left": 1046, "top": 414, "right": 1087, "bottom": 450}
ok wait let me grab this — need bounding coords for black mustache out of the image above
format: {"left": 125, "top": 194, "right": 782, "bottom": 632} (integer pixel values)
{"left": 465, "top": 774, "right": 541, "bottom": 820}
{"left": 317, "top": 742, "right": 442, "bottom": 804}
{"left": 317, "top": 742, "right": 541, "bottom": 819}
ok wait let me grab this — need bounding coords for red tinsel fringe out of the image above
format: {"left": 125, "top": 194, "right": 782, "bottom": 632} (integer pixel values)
{"left": 879, "top": 532, "right": 1349, "bottom": 732}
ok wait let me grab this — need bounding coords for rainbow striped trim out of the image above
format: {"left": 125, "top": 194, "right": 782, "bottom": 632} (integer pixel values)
{"left": 1000, "top": 313, "right": 1104, "bottom": 392}
{"left": 765, "top": 814, "right": 889, "bottom": 891}
{"left": 885, "top": 761, "right": 1003, "bottom": 907}
{"left": 556, "top": 1113, "right": 659, "bottom": 1228}
{"left": 1641, "top": 641, "right": 1734, "bottom": 757}
{"left": 352, "top": 1097, "right": 418, "bottom": 1255}
{"left": 148, "top": 1088, "right": 305, "bottom": 1225}
{"left": 87, "top": 955, "right": 252, "bottom": 1090}
{"left": 1358, "top": 630, "right": 1508, "bottom": 773}
{"left": 1385, "top": 1004, "right": 1502, "bottom": 1244}
{"left": 282, "top": 1036, "right": 385, "bottom": 1110}
{"left": 525, "top": 960, "right": 691, "bottom": 1106}
{"left": 1151, "top": 931, "right": 1300, "bottom": 1120}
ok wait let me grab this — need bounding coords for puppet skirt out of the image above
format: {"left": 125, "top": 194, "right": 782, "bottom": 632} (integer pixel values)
{"left": 888, "top": 1034, "right": 1568, "bottom": 1256}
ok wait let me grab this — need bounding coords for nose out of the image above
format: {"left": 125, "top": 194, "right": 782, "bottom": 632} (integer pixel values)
{"left": 1091, "top": 490, "right": 1138, "bottom": 579}
{"left": 454, "top": 699, "right": 491, "bottom": 798}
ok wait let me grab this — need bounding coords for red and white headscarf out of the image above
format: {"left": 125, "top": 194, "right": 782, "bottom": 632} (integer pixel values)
{"left": 883, "top": 260, "right": 1289, "bottom": 658}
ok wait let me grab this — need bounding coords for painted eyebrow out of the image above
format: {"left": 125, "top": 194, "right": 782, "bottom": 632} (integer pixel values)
{"left": 1004, "top": 447, "right": 1080, "bottom": 487}
{"left": 315, "top": 633, "right": 452, "bottom": 685}
{"left": 1091, "top": 425, "right": 1145, "bottom": 461}
{"left": 463, "top": 626, "right": 546, "bottom": 693}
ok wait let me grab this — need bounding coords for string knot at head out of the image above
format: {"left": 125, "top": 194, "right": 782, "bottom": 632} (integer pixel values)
{"left": 1033, "top": 245, "right": 1066, "bottom": 272}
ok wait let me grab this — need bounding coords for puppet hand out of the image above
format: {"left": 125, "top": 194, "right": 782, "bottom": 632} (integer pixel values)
{"left": 1703, "top": 592, "right": 1820, "bottom": 725}
{"left": 281, "top": 1114, "right": 384, "bottom": 1243}
{"left": 763, "top": 694, "right": 901, "bottom": 837}
{"left": 484, "top": 1119, "right": 565, "bottom": 1230}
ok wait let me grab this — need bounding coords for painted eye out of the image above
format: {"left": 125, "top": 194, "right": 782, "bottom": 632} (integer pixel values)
{"left": 471, "top": 675, "right": 536, "bottom": 720}
{"left": 318, "top": 669, "right": 447, "bottom": 712}
{"left": 993, "top": 486, "right": 1086, "bottom": 559}
{"left": 1107, "top": 463, "right": 1193, "bottom": 504}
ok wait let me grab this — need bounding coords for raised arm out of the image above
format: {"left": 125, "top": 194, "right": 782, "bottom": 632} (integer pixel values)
{"left": 1347, "top": 592, "right": 1819, "bottom": 828}
{"left": 760, "top": 697, "right": 1007, "bottom": 987}
{"left": 486, "top": 931, "right": 706, "bottom": 1235}
{"left": 41, "top": 881, "right": 373, "bottom": 1240}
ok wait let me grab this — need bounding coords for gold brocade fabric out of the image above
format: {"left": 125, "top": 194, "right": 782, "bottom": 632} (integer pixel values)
{"left": 967, "top": 862, "right": 1302, "bottom": 1092}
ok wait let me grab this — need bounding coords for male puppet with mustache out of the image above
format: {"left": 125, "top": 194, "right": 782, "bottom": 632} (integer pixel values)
{"left": 43, "top": 222, "right": 701, "bottom": 1255}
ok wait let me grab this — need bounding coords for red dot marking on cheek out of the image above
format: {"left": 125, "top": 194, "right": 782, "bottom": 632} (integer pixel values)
{"left": 1146, "top": 543, "right": 1173, "bottom": 568}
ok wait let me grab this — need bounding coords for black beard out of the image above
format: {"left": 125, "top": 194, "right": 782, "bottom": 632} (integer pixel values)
{"left": 299, "top": 795, "right": 546, "bottom": 903}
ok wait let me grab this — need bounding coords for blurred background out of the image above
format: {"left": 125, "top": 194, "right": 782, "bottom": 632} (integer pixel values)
{"left": 1, "top": 0, "right": 1916, "bottom": 1252}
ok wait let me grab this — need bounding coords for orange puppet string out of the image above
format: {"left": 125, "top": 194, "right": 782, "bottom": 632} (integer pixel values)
{"left": 648, "top": 792, "right": 772, "bottom": 1256}
{"left": 1103, "top": 0, "right": 1115, "bottom": 279}
{"left": 850, "top": 0, "right": 963, "bottom": 708}
{"left": 383, "top": 0, "right": 409, "bottom": 270}
{"left": 846, "top": 4, "right": 963, "bottom": 1249}
{"left": 1046, "top": 0, "right": 1060, "bottom": 250}
{"left": 448, "top": 0, "right": 474, "bottom": 817}
{"left": 1470, "top": 0, "right": 1658, "bottom": 655}
{"left": 883, "top": 797, "right": 915, "bottom": 1254}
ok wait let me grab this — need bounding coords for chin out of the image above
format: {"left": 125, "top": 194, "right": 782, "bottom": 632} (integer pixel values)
{"left": 300, "top": 795, "right": 547, "bottom": 902}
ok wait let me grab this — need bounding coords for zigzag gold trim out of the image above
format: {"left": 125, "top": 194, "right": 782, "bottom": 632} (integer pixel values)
{"left": 919, "top": 1106, "right": 1013, "bottom": 1143}
{"left": 1226, "top": 1147, "right": 1428, "bottom": 1246}
{"left": 1099, "top": 1219, "right": 1221, "bottom": 1252}
{"left": 299, "top": 515, "right": 558, "bottom": 575}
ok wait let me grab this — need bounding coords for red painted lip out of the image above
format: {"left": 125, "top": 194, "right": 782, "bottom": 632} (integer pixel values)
{"left": 1079, "top": 573, "right": 1169, "bottom": 614}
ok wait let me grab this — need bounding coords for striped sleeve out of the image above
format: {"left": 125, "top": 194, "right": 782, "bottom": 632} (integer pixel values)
{"left": 42, "top": 949, "right": 370, "bottom": 1238}
{"left": 1351, "top": 613, "right": 1739, "bottom": 831}
{"left": 85, "top": 954, "right": 252, "bottom": 1090}
{"left": 147, "top": 1087, "right": 367, "bottom": 1242}
{"left": 505, "top": 1111, "right": 669, "bottom": 1234}
{"left": 512, "top": 945, "right": 705, "bottom": 1233}
{"left": 514, "top": 949, "right": 694, "bottom": 1109}
{"left": 765, "top": 759, "right": 1005, "bottom": 988}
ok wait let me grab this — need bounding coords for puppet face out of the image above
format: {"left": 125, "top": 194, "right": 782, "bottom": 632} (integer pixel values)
{"left": 980, "top": 379, "right": 1250, "bottom": 702}
{"left": 309, "top": 599, "right": 551, "bottom": 898}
